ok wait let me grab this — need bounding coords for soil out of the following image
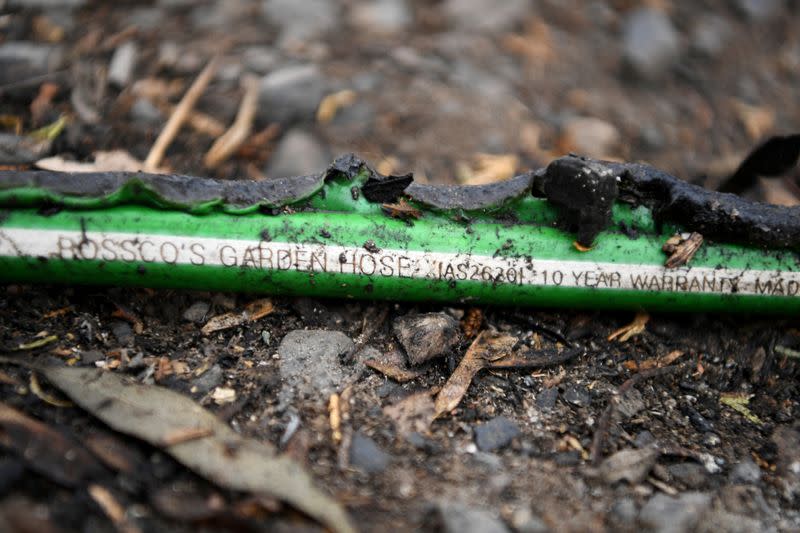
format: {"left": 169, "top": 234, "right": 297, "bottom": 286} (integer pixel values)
{"left": 1, "top": 1, "right": 800, "bottom": 532}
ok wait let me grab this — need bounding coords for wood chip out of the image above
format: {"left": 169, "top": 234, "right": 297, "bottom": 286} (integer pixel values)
{"left": 364, "top": 359, "right": 426, "bottom": 383}
{"left": 201, "top": 298, "right": 274, "bottom": 335}
{"left": 316, "top": 90, "right": 357, "bottom": 124}
{"left": 204, "top": 75, "right": 260, "bottom": 168}
{"left": 663, "top": 232, "right": 703, "bottom": 268}
{"left": 608, "top": 312, "right": 649, "bottom": 342}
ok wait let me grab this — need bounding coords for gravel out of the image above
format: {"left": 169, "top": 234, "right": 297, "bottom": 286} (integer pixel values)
{"left": 349, "top": 432, "right": 391, "bottom": 474}
{"left": 277, "top": 329, "right": 355, "bottom": 401}
{"left": 264, "top": 129, "right": 331, "bottom": 178}
{"left": 622, "top": 8, "right": 681, "bottom": 81}
{"left": 473, "top": 416, "right": 520, "bottom": 452}
{"left": 258, "top": 64, "right": 327, "bottom": 124}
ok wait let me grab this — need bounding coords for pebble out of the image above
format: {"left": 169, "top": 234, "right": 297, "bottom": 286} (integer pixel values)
{"left": 729, "top": 458, "right": 762, "bottom": 485}
{"left": 393, "top": 313, "right": 460, "bottom": 365}
{"left": 442, "top": 0, "right": 530, "bottom": 32}
{"left": 0, "top": 133, "right": 50, "bottom": 164}
{"left": 560, "top": 116, "right": 620, "bottom": 159}
{"left": 562, "top": 383, "right": 591, "bottom": 407}
{"left": 349, "top": 0, "right": 412, "bottom": 34}
{"left": 7, "top": 0, "right": 86, "bottom": 7}
{"left": 695, "top": 508, "right": 768, "bottom": 533}
{"left": 510, "top": 507, "right": 550, "bottom": 533}
{"left": 264, "top": 129, "right": 331, "bottom": 178}
{"left": 258, "top": 64, "right": 327, "bottom": 124}
{"left": 0, "top": 42, "right": 63, "bottom": 90}
{"left": 473, "top": 416, "right": 520, "bottom": 452}
{"left": 182, "top": 301, "right": 210, "bottom": 324}
{"left": 191, "top": 364, "right": 223, "bottom": 394}
{"left": 277, "top": 329, "right": 355, "bottom": 401}
{"left": 610, "top": 498, "right": 638, "bottom": 529}
{"left": 242, "top": 46, "right": 279, "bottom": 74}
{"left": 622, "top": 8, "right": 680, "bottom": 81}
{"left": 638, "top": 492, "right": 712, "bottom": 533}
{"left": 349, "top": 432, "right": 391, "bottom": 474}
{"left": 130, "top": 98, "right": 162, "bottom": 125}
{"left": 262, "top": 0, "right": 339, "bottom": 43}
{"left": 733, "top": 0, "right": 782, "bottom": 21}
{"left": 111, "top": 321, "right": 134, "bottom": 346}
{"left": 535, "top": 387, "right": 558, "bottom": 410}
{"left": 667, "top": 463, "right": 708, "bottom": 489}
{"left": 617, "top": 388, "right": 645, "bottom": 419}
{"left": 108, "top": 41, "right": 138, "bottom": 88}
{"left": 600, "top": 447, "right": 658, "bottom": 485}
{"left": 436, "top": 502, "right": 511, "bottom": 533}
{"left": 690, "top": 15, "right": 732, "bottom": 58}
{"left": 79, "top": 349, "right": 105, "bottom": 365}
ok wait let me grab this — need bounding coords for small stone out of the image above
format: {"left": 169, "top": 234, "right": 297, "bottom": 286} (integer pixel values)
{"left": 610, "top": 498, "right": 638, "bottom": 529}
{"left": 277, "top": 329, "right": 355, "bottom": 401}
{"left": 510, "top": 507, "right": 550, "bottom": 533}
{"left": 242, "top": 46, "right": 279, "bottom": 74}
{"left": 108, "top": 41, "right": 138, "bottom": 88}
{"left": 7, "top": 0, "right": 86, "bottom": 7}
{"left": 130, "top": 98, "right": 162, "bottom": 125}
{"left": 349, "top": 432, "right": 391, "bottom": 474}
{"left": 0, "top": 42, "right": 63, "bottom": 91}
{"left": 695, "top": 508, "right": 768, "bottom": 533}
{"left": 617, "top": 388, "right": 645, "bottom": 419}
{"left": 258, "top": 64, "right": 327, "bottom": 124}
{"left": 264, "top": 129, "right": 331, "bottom": 178}
{"left": 191, "top": 364, "right": 223, "bottom": 394}
{"left": 638, "top": 492, "right": 712, "bottom": 533}
{"left": 79, "top": 349, "right": 104, "bottom": 365}
{"left": 600, "top": 447, "right": 658, "bottom": 485}
{"left": 562, "top": 383, "right": 591, "bottom": 407}
{"left": 559, "top": 116, "right": 620, "bottom": 159}
{"left": 262, "top": 0, "right": 340, "bottom": 42}
{"left": 667, "top": 463, "right": 708, "bottom": 489}
{"left": 729, "top": 459, "right": 762, "bottom": 485}
{"left": 535, "top": 387, "right": 558, "bottom": 410}
{"left": 733, "top": 0, "right": 782, "bottom": 21}
{"left": 473, "top": 416, "right": 520, "bottom": 452}
{"left": 436, "top": 502, "right": 511, "bottom": 533}
{"left": 634, "top": 430, "right": 657, "bottom": 448}
{"left": 622, "top": 8, "right": 680, "bottom": 81}
{"left": 0, "top": 134, "right": 50, "bottom": 165}
{"left": 442, "top": 0, "right": 530, "bottom": 32}
{"left": 349, "top": 0, "right": 412, "bottom": 34}
{"left": 157, "top": 42, "right": 180, "bottom": 68}
{"left": 182, "top": 301, "right": 210, "bottom": 324}
{"left": 690, "top": 15, "right": 732, "bottom": 58}
{"left": 211, "top": 386, "right": 236, "bottom": 405}
{"left": 111, "top": 321, "right": 134, "bottom": 346}
{"left": 393, "top": 313, "right": 460, "bottom": 365}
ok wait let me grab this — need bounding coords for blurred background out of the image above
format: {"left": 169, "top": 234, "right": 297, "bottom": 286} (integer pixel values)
{"left": 1, "top": 0, "right": 798, "bottom": 199}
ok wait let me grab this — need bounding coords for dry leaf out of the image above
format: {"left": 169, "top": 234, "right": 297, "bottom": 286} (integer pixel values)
{"left": 317, "top": 90, "right": 357, "bottom": 124}
{"left": 36, "top": 150, "right": 144, "bottom": 172}
{"left": 39, "top": 366, "right": 354, "bottom": 533}
{"left": 608, "top": 312, "right": 650, "bottom": 342}
{"left": 433, "top": 331, "right": 516, "bottom": 418}
{"left": 364, "top": 359, "right": 426, "bottom": 382}
{"left": 201, "top": 299, "right": 274, "bottom": 335}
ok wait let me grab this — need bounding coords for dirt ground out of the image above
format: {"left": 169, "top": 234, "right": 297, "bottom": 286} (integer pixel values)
{"left": 1, "top": 1, "right": 800, "bottom": 532}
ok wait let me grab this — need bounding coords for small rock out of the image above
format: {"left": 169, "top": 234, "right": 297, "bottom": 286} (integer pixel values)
{"left": 0, "top": 42, "right": 63, "bottom": 91}
{"left": 130, "top": 98, "right": 162, "bottom": 125}
{"left": 622, "top": 8, "right": 680, "bottom": 81}
{"left": 473, "top": 416, "right": 520, "bottom": 452}
{"left": 157, "top": 42, "right": 180, "bottom": 68}
{"left": 7, "top": 0, "right": 86, "bottom": 7}
{"left": 667, "top": 463, "right": 708, "bottom": 489}
{"left": 349, "top": 432, "right": 391, "bottom": 474}
{"left": 393, "top": 313, "right": 460, "bottom": 365}
{"left": 635, "top": 430, "right": 657, "bottom": 448}
{"left": 638, "top": 492, "right": 712, "bottom": 533}
{"left": 182, "top": 301, "right": 210, "bottom": 324}
{"left": 729, "top": 459, "right": 762, "bottom": 485}
{"left": 349, "top": 0, "right": 412, "bottom": 34}
{"left": 617, "top": 388, "right": 645, "bottom": 419}
{"left": 262, "top": 0, "right": 340, "bottom": 42}
{"left": 436, "top": 502, "right": 511, "bottom": 533}
{"left": 211, "top": 386, "right": 236, "bottom": 405}
{"left": 733, "top": 0, "right": 782, "bottom": 21}
{"left": 265, "top": 129, "right": 331, "bottom": 178}
{"left": 442, "top": 0, "right": 530, "bottom": 32}
{"left": 242, "top": 46, "right": 279, "bottom": 74}
{"left": 559, "top": 116, "right": 620, "bottom": 159}
{"left": 690, "top": 15, "right": 732, "bottom": 58}
{"left": 562, "top": 383, "right": 591, "bottom": 407}
{"left": 610, "top": 498, "right": 638, "bottom": 529}
{"left": 111, "top": 321, "right": 134, "bottom": 346}
{"left": 191, "top": 364, "right": 223, "bottom": 394}
{"left": 510, "top": 507, "right": 550, "bottom": 533}
{"left": 535, "top": 387, "right": 558, "bottom": 410}
{"left": 258, "top": 64, "right": 327, "bottom": 124}
{"left": 0, "top": 134, "right": 50, "bottom": 165}
{"left": 277, "top": 329, "right": 355, "bottom": 401}
{"left": 695, "top": 507, "right": 768, "bottom": 533}
{"left": 79, "top": 349, "right": 105, "bottom": 365}
{"left": 108, "top": 41, "right": 138, "bottom": 88}
{"left": 600, "top": 447, "right": 658, "bottom": 485}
